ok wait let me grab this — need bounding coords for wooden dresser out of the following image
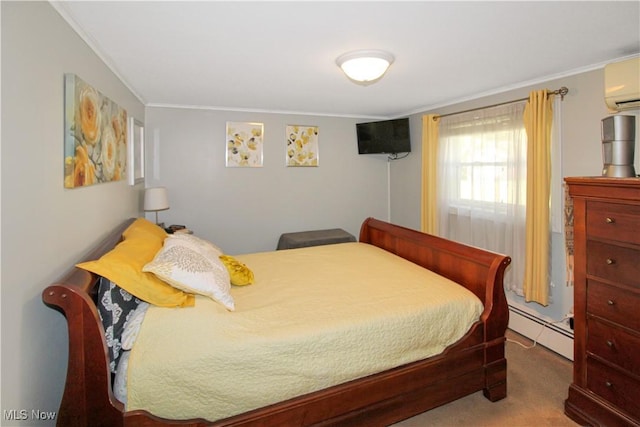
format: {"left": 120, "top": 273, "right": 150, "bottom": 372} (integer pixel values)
{"left": 564, "top": 177, "right": 640, "bottom": 427}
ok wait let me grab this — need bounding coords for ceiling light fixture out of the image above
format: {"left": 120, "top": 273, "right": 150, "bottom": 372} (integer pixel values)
{"left": 336, "top": 50, "right": 394, "bottom": 85}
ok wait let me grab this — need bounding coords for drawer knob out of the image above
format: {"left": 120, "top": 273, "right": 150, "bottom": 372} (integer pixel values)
{"left": 605, "top": 381, "right": 613, "bottom": 388}
{"left": 605, "top": 217, "right": 615, "bottom": 224}
{"left": 606, "top": 258, "right": 616, "bottom": 265}
{"left": 607, "top": 299, "right": 615, "bottom": 306}
{"left": 606, "top": 340, "right": 615, "bottom": 348}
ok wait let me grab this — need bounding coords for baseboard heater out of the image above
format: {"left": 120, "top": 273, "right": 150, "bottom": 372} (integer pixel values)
{"left": 508, "top": 305, "right": 574, "bottom": 361}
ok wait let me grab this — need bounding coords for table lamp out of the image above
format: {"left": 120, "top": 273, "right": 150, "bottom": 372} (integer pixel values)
{"left": 144, "top": 187, "right": 169, "bottom": 225}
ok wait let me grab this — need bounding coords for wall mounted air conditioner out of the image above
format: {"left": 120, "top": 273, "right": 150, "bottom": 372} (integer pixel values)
{"left": 605, "top": 57, "right": 640, "bottom": 112}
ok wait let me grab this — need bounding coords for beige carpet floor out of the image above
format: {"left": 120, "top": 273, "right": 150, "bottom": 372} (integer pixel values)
{"left": 391, "top": 329, "right": 579, "bottom": 427}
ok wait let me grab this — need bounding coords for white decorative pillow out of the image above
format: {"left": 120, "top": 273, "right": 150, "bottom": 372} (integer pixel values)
{"left": 143, "top": 236, "right": 234, "bottom": 311}
{"left": 169, "top": 233, "right": 224, "bottom": 257}
{"left": 121, "top": 302, "right": 150, "bottom": 350}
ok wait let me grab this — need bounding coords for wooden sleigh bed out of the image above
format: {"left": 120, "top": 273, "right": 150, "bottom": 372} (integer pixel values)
{"left": 43, "top": 217, "right": 511, "bottom": 427}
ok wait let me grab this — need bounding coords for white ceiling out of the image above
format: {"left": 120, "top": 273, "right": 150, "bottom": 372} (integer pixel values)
{"left": 53, "top": 1, "right": 640, "bottom": 119}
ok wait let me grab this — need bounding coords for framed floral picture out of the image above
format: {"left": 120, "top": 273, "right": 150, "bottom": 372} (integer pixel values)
{"left": 286, "top": 125, "right": 319, "bottom": 167}
{"left": 64, "top": 74, "right": 128, "bottom": 188}
{"left": 226, "top": 122, "right": 264, "bottom": 167}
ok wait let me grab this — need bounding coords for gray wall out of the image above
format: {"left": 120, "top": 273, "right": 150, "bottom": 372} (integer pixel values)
{"left": 145, "top": 107, "right": 389, "bottom": 254}
{"left": 1, "top": 2, "right": 144, "bottom": 424}
{"left": 391, "top": 68, "right": 640, "bottom": 321}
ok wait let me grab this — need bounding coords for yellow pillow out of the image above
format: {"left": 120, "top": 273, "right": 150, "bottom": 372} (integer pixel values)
{"left": 78, "top": 235, "right": 194, "bottom": 308}
{"left": 123, "top": 218, "right": 167, "bottom": 243}
{"left": 219, "top": 255, "right": 254, "bottom": 286}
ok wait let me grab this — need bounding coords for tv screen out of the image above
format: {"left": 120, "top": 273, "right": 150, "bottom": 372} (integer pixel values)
{"left": 356, "top": 118, "right": 411, "bottom": 155}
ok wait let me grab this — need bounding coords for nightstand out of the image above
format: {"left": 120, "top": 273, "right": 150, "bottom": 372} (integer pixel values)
{"left": 166, "top": 224, "right": 193, "bottom": 234}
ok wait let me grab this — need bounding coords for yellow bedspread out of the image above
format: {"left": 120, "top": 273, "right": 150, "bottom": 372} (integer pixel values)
{"left": 127, "top": 242, "right": 484, "bottom": 422}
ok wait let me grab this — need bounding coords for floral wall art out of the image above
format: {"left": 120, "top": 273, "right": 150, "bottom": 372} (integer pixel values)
{"left": 286, "top": 125, "right": 319, "bottom": 167}
{"left": 64, "top": 74, "right": 128, "bottom": 188}
{"left": 226, "top": 121, "right": 264, "bottom": 167}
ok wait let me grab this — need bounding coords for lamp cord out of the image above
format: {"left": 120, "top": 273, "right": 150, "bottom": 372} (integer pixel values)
{"left": 507, "top": 315, "right": 572, "bottom": 350}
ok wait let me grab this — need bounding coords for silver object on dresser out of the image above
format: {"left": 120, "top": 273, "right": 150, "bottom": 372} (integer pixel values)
{"left": 601, "top": 115, "right": 636, "bottom": 178}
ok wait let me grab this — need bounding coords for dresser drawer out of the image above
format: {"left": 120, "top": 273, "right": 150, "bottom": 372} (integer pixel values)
{"left": 587, "top": 240, "right": 640, "bottom": 287}
{"left": 587, "top": 318, "right": 640, "bottom": 376}
{"left": 587, "top": 201, "right": 640, "bottom": 245}
{"left": 586, "top": 356, "right": 640, "bottom": 419}
{"left": 587, "top": 280, "right": 640, "bottom": 331}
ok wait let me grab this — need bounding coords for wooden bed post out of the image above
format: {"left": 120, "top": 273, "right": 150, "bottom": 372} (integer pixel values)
{"left": 44, "top": 278, "right": 125, "bottom": 427}
{"left": 481, "top": 255, "right": 511, "bottom": 402}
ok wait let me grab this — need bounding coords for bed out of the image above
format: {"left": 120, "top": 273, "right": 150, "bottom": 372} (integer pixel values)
{"left": 43, "top": 217, "right": 511, "bottom": 426}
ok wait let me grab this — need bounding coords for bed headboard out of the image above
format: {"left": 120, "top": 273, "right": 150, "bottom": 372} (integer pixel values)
{"left": 43, "top": 218, "right": 136, "bottom": 426}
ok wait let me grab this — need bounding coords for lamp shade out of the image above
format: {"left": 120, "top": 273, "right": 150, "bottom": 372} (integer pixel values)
{"left": 336, "top": 50, "right": 394, "bottom": 85}
{"left": 144, "top": 187, "right": 169, "bottom": 212}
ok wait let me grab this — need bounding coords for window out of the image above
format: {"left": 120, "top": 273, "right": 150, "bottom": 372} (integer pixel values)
{"left": 438, "top": 102, "right": 527, "bottom": 295}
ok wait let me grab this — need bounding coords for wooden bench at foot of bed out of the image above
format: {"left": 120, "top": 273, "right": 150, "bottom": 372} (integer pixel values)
{"left": 43, "top": 217, "right": 511, "bottom": 427}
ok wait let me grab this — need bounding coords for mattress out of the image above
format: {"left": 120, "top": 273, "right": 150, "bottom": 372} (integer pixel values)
{"left": 126, "top": 242, "right": 484, "bottom": 422}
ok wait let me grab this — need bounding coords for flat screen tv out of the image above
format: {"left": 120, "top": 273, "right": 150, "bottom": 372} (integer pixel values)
{"left": 356, "top": 118, "right": 411, "bottom": 155}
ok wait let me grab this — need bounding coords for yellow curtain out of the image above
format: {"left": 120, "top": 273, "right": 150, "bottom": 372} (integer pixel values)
{"left": 523, "top": 91, "right": 555, "bottom": 305}
{"left": 421, "top": 115, "right": 440, "bottom": 234}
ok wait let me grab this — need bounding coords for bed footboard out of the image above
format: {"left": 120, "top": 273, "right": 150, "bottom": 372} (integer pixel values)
{"left": 43, "top": 217, "right": 510, "bottom": 427}
{"left": 359, "top": 217, "right": 511, "bottom": 341}
{"left": 359, "top": 217, "right": 512, "bottom": 402}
